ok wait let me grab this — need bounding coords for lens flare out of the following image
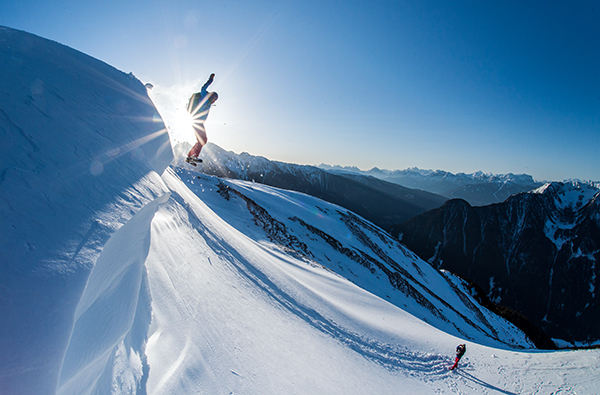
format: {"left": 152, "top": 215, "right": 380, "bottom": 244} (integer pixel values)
{"left": 170, "top": 107, "right": 196, "bottom": 144}
{"left": 147, "top": 84, "right": 200, "bottom": 145}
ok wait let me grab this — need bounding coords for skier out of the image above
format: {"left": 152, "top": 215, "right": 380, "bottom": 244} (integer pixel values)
{"left": 185, "top": 73, "right": 218, "bottom": 166}
{"left": 450, "top": 344, "right": 466, "bottom": 370}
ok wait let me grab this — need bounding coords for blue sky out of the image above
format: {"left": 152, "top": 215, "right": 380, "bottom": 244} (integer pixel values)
{"left": 2, "top": 0, "right": 599, "bottom": 181}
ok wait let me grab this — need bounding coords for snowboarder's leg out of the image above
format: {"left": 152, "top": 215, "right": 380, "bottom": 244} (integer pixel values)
{"left": 187, "top": 141, "right": 202, "bottom": 158}
{"left": 450, "top": 356, "right": 460, "bottom": 370}
{"left": 187, "top": 123, "right": 207, "bottom": 159}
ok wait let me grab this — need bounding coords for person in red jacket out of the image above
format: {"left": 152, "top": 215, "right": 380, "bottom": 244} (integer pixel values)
{"left": 450, "top": 344, "right": 466, "bottom": 370}
{"left": 185, "top": 73, "right": 218, "bottom": 166}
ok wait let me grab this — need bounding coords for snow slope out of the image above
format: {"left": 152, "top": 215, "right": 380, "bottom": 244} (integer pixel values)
{"left": 1, "top": 26, "right": 599, "bottom": 394}
{"left": 142, "top": 167, "right": 600, "bottom": 394}
{"left": 169, "top": 167, "right": 532, "bottom": 349}
{"left": 0, "top": 26, "right": 172, "bottom": 394}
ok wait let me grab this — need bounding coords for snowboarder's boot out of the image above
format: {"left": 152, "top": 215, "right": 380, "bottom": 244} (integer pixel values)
{"left": 186, "top": 156, "right": 202, "bottom": 166}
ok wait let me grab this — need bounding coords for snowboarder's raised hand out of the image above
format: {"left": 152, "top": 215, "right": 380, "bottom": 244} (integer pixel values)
{"left": 200, "top": 73, "right": 215, "bottom": 96}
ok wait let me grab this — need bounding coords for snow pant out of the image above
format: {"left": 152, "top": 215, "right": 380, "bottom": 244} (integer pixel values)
{"left": 187, "top": 123, "right": 207, "bottom": 158}
{"left": 450, "top": 356, "right": 462, "bottom": 370}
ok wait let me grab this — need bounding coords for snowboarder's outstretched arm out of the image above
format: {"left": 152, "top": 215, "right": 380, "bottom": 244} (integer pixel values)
{"left": 187, "top": 74, "right": 216, "bottom": 113}
{"left": 200, "top": 73, "right": 215, "bottom": 96}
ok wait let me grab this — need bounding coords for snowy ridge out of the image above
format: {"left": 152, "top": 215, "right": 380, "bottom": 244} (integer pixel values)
{"left": 320, "top": 164, "right": 538, "bottom": 186}
{"left": 531, "top": 180, "right": 600, "bottom": 208}
{"left": 171, "top": 142, "right": 338, "bottom": 195}
{"left": 179, "top": 142, "right": 447, "bottom": 231}
{"left": 319, "top": 164, "right": 544, "bottom": 206}
{"left": 171, "top": 167, "right": 532, "bottom": 349}
{"left": 531, "top": 181, "right": 600, "bottom": 248}
{"left": 177, "top": 142, "right": 329, "bottom": 185}
{"left": 0, "top": 26, "right": 172, "bottom": 394}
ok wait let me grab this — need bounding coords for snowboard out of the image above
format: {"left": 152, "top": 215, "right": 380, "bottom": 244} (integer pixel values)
{"left": 185, "top": 156, "right": 203, "bottom": 166}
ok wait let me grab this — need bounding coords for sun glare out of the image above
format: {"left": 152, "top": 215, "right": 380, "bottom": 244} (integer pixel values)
{"left": 169, "top": 107, "right": 196, "bottom": 144}
{"left": 148, "top": 84, "right": 198, "bottom": 145}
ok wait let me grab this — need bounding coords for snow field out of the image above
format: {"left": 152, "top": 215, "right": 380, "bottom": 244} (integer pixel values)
{"left": 145, "top": 169, "right": 447, "bottom": 394}
{"left": 141, "top": 168, "right": 600, "bottom": 394}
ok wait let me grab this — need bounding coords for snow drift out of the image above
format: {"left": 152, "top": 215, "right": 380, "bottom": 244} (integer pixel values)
{"left": 0, "top": 26, "right": 172, "bottom": 394}
{"left": 1, "top": 26, "right": 599, "bottom": 395}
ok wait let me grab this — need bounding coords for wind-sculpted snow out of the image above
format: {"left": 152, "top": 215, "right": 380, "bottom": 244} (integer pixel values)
{"left": 0, "top": 26, "right": 172, "bottom": 394}
{"left": 57, "top": 194, "right": 170, "bottom": 395}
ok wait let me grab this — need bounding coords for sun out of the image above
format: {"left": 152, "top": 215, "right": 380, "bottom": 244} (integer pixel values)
{"left": 147, "top": 84, "right": 198, "bottom": 145}
{"left": 168, "top": 106, "right": 196, "bottom": 144}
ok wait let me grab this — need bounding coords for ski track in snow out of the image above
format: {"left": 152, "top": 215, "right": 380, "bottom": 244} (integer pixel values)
{"left": 205, "top": 234, "right": 452, "bottom": 379}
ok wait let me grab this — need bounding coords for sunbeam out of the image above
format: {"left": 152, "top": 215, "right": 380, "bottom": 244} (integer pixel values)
{"left": 88, "top": 127, "right": 170, "bottom": 176}
{"left": 148, "top": 84, "right": 198, "bottom": 145}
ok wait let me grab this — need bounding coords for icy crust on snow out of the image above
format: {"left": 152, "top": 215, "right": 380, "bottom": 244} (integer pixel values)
{"left": 0, "top": 26, "right": 172, "bottom": 394}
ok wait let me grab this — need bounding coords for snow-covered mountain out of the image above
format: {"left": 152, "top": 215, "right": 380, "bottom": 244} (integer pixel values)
{"left": 2, "top": 26, "right": 599, "bottom": 394}
{"left": 394, "top": 181, "right": 600, "bottom": 344}
{"left": 0, "top": 25, "right": 173, "bottom": 394}
{"left": 178, "top": 142, "right": 447, "bottom": 231}
{"left": 319, "top": 164, "right": 544, "bottom": 206}
{"left": 169, "top": 166, "right": 534, "bottom": 348}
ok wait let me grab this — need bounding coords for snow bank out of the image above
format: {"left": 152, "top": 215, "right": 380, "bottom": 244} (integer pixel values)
{"left": 0, "top": 26, "right": 172, "bottom": 394}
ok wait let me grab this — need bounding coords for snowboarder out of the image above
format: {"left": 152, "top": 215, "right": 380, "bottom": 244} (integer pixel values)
{"left": 450, "top": 344, "right": 466, "bottom": 370}
{"left": 185, "top": 73, "right": 218, "bottom": 166}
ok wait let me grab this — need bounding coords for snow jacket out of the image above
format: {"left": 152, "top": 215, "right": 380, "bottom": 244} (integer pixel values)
{"left": 186, "top": 74, "right": 217, "bottom": 121}
{"left": 456, "top": 344, "right": 466, "bottom": 358}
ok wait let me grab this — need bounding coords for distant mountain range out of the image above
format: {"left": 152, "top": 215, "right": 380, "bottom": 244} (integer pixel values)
{"left": 318, "top": 164, "right": 544, "bottom": 206}
{"left": 174, "top": 143, "right": 447, "bottom": 232}
{"left": 393, "top": 181, "right": 600, "bottom": 344}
